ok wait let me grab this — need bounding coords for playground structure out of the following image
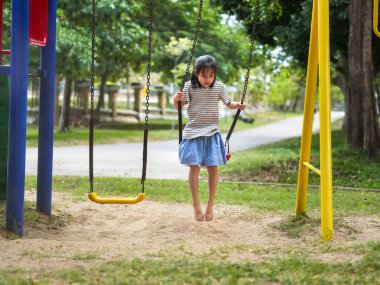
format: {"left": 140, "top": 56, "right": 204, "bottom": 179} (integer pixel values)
{"left": 0, "top": 0, "right": 378, "bottom": 239}
{"left": 374, "top": 0, "right": 380, "bottom": 37}
{"left": 0, "top": 0, "right": 57, "bottom": 236}
{"left": 296, "top": 0, "right": 333, "bottom": 240}
{"left": 296, "top": 0, "right": 379, "bottom": 241}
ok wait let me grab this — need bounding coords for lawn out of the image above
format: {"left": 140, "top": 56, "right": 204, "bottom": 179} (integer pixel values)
{"left": 1, "top": 114, "right": 379, "bottom": 285}
{"left": 26, "top": 111, "right": 298, "bottom": 147}
{"left": 219, "top": 119, "right": 380, "bottom": 189}
{"left": 0, "top": 175, "right": 379, "bottom": 284}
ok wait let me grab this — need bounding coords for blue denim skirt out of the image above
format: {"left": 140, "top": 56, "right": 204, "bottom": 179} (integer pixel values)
{"left": 179, "top": 132, "right": 227, "bottom": 167}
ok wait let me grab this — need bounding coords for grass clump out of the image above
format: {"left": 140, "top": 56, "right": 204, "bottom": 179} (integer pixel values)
{"left": 0, "top": 199, "right": 73, "bottom": 239}
{"left": 273, "top": 213, "right": 320, "bottom": 238}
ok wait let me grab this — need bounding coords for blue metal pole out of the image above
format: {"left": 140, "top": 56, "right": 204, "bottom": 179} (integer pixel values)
{"left": 37, "top": 0, "right": 57, "bottom": 215}
{"left": 6, "top": 0, "right": 29, "bottom": 236}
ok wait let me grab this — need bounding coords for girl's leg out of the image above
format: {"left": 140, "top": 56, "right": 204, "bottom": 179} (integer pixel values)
{"left": 189, "top": 166, "right": 204, "bottom": 221}
{"left": 205, "top": 166, "right": 218, "bottom": 221}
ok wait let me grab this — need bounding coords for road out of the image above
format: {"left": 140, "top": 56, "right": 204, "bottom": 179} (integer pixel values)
{"left": 25, "top": 111, "right": 344, "bottom": 180}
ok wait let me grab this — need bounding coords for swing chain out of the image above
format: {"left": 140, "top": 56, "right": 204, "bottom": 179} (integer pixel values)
{"left": 241, "top": 0, "right": 260, "bottom": 104}
{"left": 141, "top": 0, "right": 154, "bottom": 192}
{"left": 90, "top": 1, "right": 96, "bottom": 124}
{"left": 224, "top": 0, "right": 260, "bottom": 150}
{"left": 90, "top": 0, "right": 96, "bottom": 115}
{"left": 144, "top": 0, "right": 153, "bottom": 129}
{"left": 180, "top": 0, "right": 203, "bottom": 91}
{"left": 178, "top": 0, "right": 203, "bottom": 144}
{"left": 89, "top": 0, "right": 96, "bottom": 193}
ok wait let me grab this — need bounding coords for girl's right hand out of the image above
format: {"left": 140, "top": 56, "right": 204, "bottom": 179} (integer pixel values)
{"left": 173, "top": 91, "right": 183, "bottom": 102}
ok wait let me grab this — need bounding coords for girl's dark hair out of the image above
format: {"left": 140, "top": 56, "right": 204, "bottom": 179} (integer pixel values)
{"left": 190, "top": 55, "right": 218, "bottom": 88}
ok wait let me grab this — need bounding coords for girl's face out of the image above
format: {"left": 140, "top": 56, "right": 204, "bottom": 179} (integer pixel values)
{"left": 197, "top": 67, "right": 215, "bottom": 88}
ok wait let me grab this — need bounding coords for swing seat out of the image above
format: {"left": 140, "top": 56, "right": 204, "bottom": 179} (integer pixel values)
{"left": 88, "top": 192, "right": 146, "bottom": 204}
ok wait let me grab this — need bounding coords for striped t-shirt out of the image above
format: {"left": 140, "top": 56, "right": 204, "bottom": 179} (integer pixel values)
{"left": 182, "top": 80, "right": 231, "bottom": 139}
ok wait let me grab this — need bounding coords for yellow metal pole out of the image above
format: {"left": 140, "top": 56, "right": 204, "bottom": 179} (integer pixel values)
{"left": 296, "top": 0, "right": 319, "bottom": 215}
{"left": 374, "top": 0, "right": 380, "bottom": 37}
{"left": 303, "top": 162, "right": 321, "bottom": 176}
{"left": 318, "top": 0, "right": 334, "bottom": 241}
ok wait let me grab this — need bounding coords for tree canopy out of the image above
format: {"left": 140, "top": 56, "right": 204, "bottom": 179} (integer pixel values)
{"left": 8, "top": 0, "right": 378, "bottom": 156}
{"left": 215, "top": 0, "right": 380, "bottom": 157}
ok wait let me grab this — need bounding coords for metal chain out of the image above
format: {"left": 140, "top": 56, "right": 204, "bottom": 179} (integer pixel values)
{"left": 140, "top": 0, "right": 154, "bottom": 191}
{"left": 240, "top": 0, "right": 260, "bottom": 103}
{"left": 144, "top": 0, "right": 153, "bottom": 129}
{"left": 224, "top": 0, "right": 260, "bottom": 147}
{"left": 180, "top": 0, "right": 203, "bottom": 91}
{"left": 89, "top": 0, "right": 96, "bottom": 193}
{"left": 90, "top": 0, "right": 96, "bottom": 122}
{"left": 178, "top": 0, "right": 203, "bottom": 144}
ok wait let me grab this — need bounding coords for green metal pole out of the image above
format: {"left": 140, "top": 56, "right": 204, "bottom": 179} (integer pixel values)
{"left": 0, "top": 74, "right": 9, "bottom": 200}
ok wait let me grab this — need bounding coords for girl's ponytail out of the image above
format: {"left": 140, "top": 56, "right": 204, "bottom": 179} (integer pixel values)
{"left": 190, "top": 71, "right": 200, "bottom": 88}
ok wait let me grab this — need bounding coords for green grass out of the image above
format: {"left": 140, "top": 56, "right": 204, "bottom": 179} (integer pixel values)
{"left": 220, "top": 119, "right": 380, "bottom": 189}
{"left": 0, "top": 242, "right": 379, "bottom": 284}
{"left": 26, "top": 111, "right": 299, "bottom": 147}
{"left": 26, "top": 121, "right": 177, "bottom": 147}
{"left": 0, "top": 181, "right": 377, "bottom": 284}
{"left": 3, "top": 114, "right": 379, "bottom": 285}
{"left": 23, "top": 176, "right": 380, "bottom": 217}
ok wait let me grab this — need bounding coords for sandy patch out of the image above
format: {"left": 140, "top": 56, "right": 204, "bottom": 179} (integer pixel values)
{"left": 0, "top": 191, "right": 379, "bottom": 272}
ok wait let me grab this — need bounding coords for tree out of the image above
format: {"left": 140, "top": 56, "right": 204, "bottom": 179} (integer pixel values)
{"left": 347, "top": 0, "right": 380, "bottom": 156}
{"left": 55, "top": 1, "right": 93, "bottom": 131}
{"left": 90, "top": 1, "right": 145, "bottom": 117}
{"left": 55, "top": 0, "right": 146, "bottom": 126}
{"left": 134, "top": 0, "right": 252, "bottom": 85}
{"left": 268, "top": 68, "right": 302, "bottom": 111}
{"left": 161, "top": 36, "right": 193, "bottom": 85}
{"left": 215, "top": 0, "right": 380, "bottom": 157}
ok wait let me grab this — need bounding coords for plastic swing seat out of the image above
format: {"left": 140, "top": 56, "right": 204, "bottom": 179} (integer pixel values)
{"left": 88, "top": 192, "right": 146, "bottom": 204}
{"left": 88, "top": 2, "right": 152, "bottom": 206}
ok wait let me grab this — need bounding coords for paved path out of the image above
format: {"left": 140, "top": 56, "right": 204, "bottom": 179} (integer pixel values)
{"left": 25, "top": 112, "right": 344, "bottom": 180}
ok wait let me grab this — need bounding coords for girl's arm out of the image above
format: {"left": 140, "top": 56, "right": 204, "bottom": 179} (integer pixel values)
{"left": 173, "top": 91, "right": 186, "bottom": 110}
{"left": 227, "top": 101, "right": 246, "bottom": 110}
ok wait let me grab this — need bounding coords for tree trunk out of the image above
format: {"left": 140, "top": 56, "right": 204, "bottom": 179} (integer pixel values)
{"left": 292, "top": 94, "right": 300, "bottom": 112}
{"left": 95, "top": 73, "right": 107, "bottom": 121}
{"left": 332, "top": 58, "right": 349, "bottom": 131}
{"left": 59, "top": 79, "right": 73, "bottom": 132}
{"left": 347, "top": 0, "right": 380, "bottom": 157}
{"left": 126, "top": 68, "right": 131, "bottom": 110}
{"left": 31, "top": 78, "right": 39, "bottom": 109}
{"left": 54, "top": 74, "right": 61, "bottom": 126}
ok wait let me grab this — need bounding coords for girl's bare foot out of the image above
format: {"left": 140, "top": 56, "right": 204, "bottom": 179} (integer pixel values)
{"left": 205, "top": 204, "right": 214, "bottom": 221}
{"left": 193, "top": 205, "right": 204, "bottom": 221}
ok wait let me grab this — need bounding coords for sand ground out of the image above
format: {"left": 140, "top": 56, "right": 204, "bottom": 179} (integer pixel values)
{"left": 0, "top": 190, "right": 379, "bottom": 273}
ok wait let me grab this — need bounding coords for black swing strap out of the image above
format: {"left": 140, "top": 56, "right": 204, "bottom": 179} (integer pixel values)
{"left": 225, "top": 0, "right": 260, "bottom": 148}
{"left": 178, "top": 0, "right": 203, "bottom": 144}
{"left": 141, "top": 0, "right": 154, "bottom": 192}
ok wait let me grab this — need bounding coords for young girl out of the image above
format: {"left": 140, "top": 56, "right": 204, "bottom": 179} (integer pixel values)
{"left": 173, "top": 55, "right": 246, "bottom": 221}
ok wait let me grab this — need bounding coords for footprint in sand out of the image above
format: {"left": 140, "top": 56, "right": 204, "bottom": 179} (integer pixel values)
{"left": 121, "top": 216, "right": 148, "bottom": 232}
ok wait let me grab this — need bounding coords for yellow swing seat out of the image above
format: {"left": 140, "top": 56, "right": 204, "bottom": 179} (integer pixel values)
{"left": 88, "top": 1, "right": 152, "bottom": 207}
{"left": 88, "top": 192, "right": 146, "bottom": 204}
